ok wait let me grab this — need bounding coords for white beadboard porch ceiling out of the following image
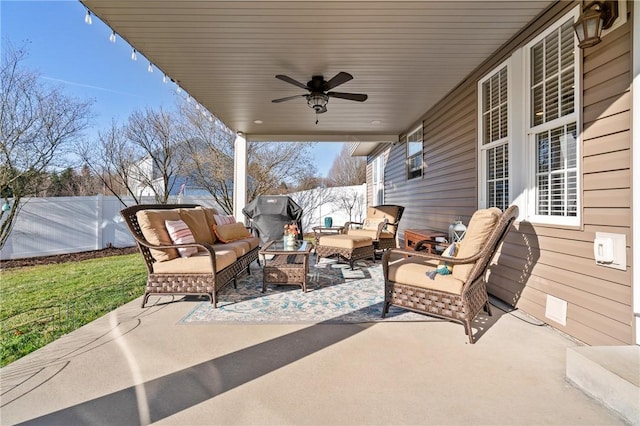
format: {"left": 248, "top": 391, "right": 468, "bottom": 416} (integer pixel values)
{"left": 80, "top": 0, "right": 553, "bottom": 143}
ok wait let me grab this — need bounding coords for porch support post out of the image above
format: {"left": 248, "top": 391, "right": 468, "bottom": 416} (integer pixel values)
{"left": 233, "top": 132, "right": 248, "bottom": 223}
{"left": 632, "top": 0, "right": 639, "bottom": 345}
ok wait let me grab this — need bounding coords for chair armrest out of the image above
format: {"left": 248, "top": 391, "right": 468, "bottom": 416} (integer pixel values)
{"left": 382, "top": 247, "right": 485, "bottom": 266}
{"left": 374, "top": 219, "right": 389, "bottom": 239}
{"left": 344, "top": 221, "right": 363, "bottom": 230}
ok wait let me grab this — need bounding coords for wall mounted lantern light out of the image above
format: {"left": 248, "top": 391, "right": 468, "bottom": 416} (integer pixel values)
{"left": 573, "top": 1, "right": 619, "bottom": 48}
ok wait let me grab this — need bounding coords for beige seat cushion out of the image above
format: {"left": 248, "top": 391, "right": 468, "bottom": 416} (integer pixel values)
{"left": 451, "top": 207, "right": 502, "bottom": 282}
{"left": 319, "top": 234, "right": 372, "bottom": 249}
{"left": 347, "top": 228, "right": 395, "bottom": 240}
{"left": 387, "top": 256, "right": 465, "bottom": 295}
{"left": 136, "top": 209, "right": 181, "bottom": 261}
{"left": 152, "top": 249, "right": 237, "bottom": 274}
{"left": 366, "top": 205, "right": 401, "bottom": 234}
{"left": 212, "top": 241, "right": 251, "bottom": 257}
{"left": 238, "top": 236, "right": 260, "bottom": 251}
{"left": 362, "top": 217, "right": 388, "bottom": 231}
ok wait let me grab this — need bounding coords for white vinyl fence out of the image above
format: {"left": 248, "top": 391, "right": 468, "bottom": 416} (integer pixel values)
{"left": 1, "top": 185, "right": 366, "bottom": 260}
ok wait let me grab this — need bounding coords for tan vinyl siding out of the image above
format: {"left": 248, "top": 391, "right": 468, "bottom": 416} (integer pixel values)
{"left": 492, "top": 15, "right": 633, "bottom": 346}
{"left": 382, "top": 1, "right": 633, "bottom": 345}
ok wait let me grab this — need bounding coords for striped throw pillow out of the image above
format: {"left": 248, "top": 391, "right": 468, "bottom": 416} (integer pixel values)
{"left": 213, "top": 214, "right": 236, "bottom": 225}
{"left": 165, "top": 219, "right": 198, "bottom": 258}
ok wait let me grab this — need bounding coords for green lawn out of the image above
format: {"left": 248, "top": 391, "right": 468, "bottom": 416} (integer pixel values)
{"left": 1, "top": 254, "right": 146, "bottom": 367}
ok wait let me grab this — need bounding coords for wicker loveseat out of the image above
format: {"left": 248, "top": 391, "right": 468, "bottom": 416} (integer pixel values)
{"left": 121, "top": 204, "right": 259, "bottom": 307}
{"left": 382, "top": 205, "right": 518, "bottom": 343}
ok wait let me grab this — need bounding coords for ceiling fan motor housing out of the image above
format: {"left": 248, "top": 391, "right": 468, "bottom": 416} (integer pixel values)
{"left": 272, "top": 71, "right": 366, "bottom": 117}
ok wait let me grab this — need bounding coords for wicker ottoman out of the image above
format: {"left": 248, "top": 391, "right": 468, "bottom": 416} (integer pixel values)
{"left": 316, "top": 234, "right": 374, "bottom": 269}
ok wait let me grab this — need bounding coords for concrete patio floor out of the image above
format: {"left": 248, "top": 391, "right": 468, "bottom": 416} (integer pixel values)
{"left": 0, "top": 291, "right": 627, "bottom": 425}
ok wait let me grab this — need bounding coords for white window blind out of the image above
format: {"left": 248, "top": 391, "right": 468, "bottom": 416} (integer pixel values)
{"left": 535, "top": 123, "right": 577, "bottom": 216}
{"left": 486, "top": 144, "right": 509, "bottom": 210}
{"left": 531, "top": 21, "right": 575, "bottom": 126}
{"left": 479, "top": 65, "right": 509, "bottom": 210}
{"left": 529, "top": 17, "right": 578, "bottom": 221}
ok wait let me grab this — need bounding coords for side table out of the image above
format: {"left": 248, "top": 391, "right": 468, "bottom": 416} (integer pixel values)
{"left": 403, "top": 229, "right": 448, "bottom": 253}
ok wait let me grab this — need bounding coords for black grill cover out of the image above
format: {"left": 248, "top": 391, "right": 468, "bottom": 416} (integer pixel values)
{"left": 242, "top": 195, "right": 303, "bottom": 244}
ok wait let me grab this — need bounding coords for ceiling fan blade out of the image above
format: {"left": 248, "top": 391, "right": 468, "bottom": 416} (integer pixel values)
{"left": 327, "top": 92, "right": 368, "bottom": 102}
{"left": 325, "top": 72, "right": 353, "bottom": 90}
{"left": 275, "top": 74, "right": 309, "bottom": 90}
{"left": 272, "top": 94, "right": 305, "bottom": 103}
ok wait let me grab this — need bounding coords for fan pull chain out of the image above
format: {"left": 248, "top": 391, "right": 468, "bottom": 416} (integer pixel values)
{"left": 316, "top": 112, "right": 319, "bottom": 125}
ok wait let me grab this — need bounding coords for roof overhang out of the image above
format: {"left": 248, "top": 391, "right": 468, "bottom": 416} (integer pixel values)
{"left": 80, "top": 1, "right": 553, "bottom": 146}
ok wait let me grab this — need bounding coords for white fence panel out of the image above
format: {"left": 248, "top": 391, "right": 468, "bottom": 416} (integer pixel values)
{"left": 289, "top": 185, "right": 367, "bottom": 232}
{"left": 1, "top": 188, "right": 366, "bottom": 260}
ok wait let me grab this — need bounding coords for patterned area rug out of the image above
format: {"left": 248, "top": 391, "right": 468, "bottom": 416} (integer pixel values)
{"left": 180, "top": 256, "right": 435, "bottom": 324}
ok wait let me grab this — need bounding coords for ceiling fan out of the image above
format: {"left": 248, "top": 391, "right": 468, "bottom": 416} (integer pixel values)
{"left": 272, "top": 72, "right": 368, "bottom": 119}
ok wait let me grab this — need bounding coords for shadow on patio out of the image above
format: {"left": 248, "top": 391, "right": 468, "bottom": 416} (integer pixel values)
{"left": 1, "top": 285, "right": 625, "bottom": 425}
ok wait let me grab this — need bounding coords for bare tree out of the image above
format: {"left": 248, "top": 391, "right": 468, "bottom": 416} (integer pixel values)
{"left": 177, "top": 101, "right": 319, "bottom": 213}
{"left": 77, "top": 107, "right": 188, "bottom": 205}
{"left": 0, "top": 42, "right": 92, "bottom": 248}
{"left": 247, "top": 141, "right": 318, "bottom": 199}
{"left": 124, "top": 107, "right": 186, "bottom": 203}
{"left": 333, "top": 186, "right": 366, "bottom": 223}
{"left": 76, "top": 164, "right": 102, "bottom": 196}
{"left": 76, "top": 120, "right": 145, "bottom": 204}
{"left": 177, "top": 102, "right": 236, "bottom": 213}
{"left": 326, "top": 143, "right": 366, "bottom": 186}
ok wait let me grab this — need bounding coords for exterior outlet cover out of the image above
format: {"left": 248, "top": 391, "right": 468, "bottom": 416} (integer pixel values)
{"left": 594, "top": 232, "right": 626, "bottom": 271}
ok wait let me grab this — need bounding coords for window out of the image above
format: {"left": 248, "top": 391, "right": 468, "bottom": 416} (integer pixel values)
{"left": 527, "top": 17, "right": 579, "bottom": 223}
{"left": 534, "top": 123, "right": 577, "bottom": 216}
{"left": 477, "top": 7, "right": 580, "bottom": 225}
{"left": 479, "top": 65, "right": 509, "bottom": 211}
{"left": 372, "top": 155, "right": 384, "bottom": 205}
{"left": 407, "top": 126, "right": 423, "bottom": 180}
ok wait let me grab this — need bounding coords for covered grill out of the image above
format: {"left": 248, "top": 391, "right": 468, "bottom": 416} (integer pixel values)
{"left": 242, "top": 195, "right": 303, "bottom": 245}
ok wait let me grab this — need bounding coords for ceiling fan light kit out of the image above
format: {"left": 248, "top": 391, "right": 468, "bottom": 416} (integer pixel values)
{"left": 272, "top": 71, "right": 368, "bottom": 123}
{"left": 307, "top": 93, "right": 329, "bottom": 113}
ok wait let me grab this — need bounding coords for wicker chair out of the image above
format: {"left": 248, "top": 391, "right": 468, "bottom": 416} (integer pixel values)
{"left": 381, "top": 205, "right": 518, "bottom": 343}
{"left": 121, "top": 204, "right": 259, "bottom": 307}
{"left": 344, "top": 205, "right": 405, "bottom": 253}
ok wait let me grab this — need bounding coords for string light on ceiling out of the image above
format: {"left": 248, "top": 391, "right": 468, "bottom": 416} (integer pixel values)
{"left": 82, "top": 7, "right": 215, "bottom": 119}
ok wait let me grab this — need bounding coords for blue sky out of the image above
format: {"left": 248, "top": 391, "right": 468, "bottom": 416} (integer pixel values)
{"left": 1, "top": 0, "right": 342, "bottom": 177}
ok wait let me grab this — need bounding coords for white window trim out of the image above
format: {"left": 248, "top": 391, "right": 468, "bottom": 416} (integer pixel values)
{"left": 524, "top": 6, "right": 581, "bottom": 227}
{"left": 372, "top": 155, "right": 384, "bottom": 206}
{"left": 477, "top": 58, "right": 511, "bottom": 211}
{"left": 406, "top": 125, "right": 423, "bottom": 180}
{"left": 477, "top": 6, "right": 581, "bottom": 227}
